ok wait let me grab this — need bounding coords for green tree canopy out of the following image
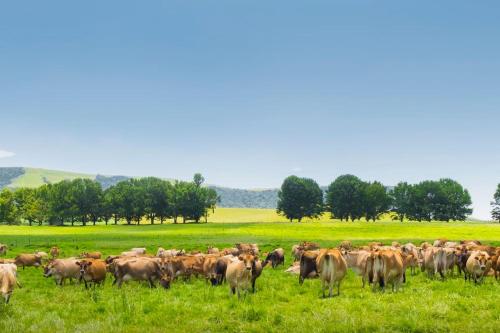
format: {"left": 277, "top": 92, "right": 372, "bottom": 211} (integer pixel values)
{"left": 277, "top": 176, "right": 323, "bottom": 222}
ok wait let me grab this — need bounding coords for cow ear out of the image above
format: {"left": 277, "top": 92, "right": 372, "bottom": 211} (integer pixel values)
{"left": 238, "top": 255, "right": 244, "bottom": 261}
{"left": 75, "top": 261, "right": 80, "bottom": 266}
{"left": 87, "top": 261, "right": 93, "bottom": 266}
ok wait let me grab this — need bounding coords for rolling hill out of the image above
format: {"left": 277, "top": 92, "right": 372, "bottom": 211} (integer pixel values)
{"left": 0, "top": 167, "right": 278, "bottom": 208}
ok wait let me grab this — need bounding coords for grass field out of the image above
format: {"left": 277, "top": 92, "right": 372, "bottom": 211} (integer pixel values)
{"left": 0, "top": 214, "right": 499, "bottom": 332}
{"left": 9, "top": 168, "right": 93, "bottom": 188}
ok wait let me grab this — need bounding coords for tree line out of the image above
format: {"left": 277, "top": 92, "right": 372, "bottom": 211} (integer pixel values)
{"left": 0, "top": 174, "right": 218, "bottom": 225}
{"left": 277, "top": 175, "right": 477, "bottom": 222}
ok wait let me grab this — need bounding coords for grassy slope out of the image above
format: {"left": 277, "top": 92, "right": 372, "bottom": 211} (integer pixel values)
{"left": 0, "top": 219, "right": 499, "bottom": 333}
{"left": 10, "top": 168, "right": 94, "bottom": 188}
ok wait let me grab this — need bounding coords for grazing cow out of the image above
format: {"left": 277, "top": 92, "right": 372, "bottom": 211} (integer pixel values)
{"left": 316, "top": 249, "right": 347, "bottom": 297}
{"left": 0, "top": 259, "right": 15, "bottom": 264}
{"left": 76, "top": 259, "right": 106, "bottom": 289}
{"left": 80, "top": 251, "right": 102, "bottom": 259}
{"left": 292, "top": 245, "right": 303, "bottom": 261}
{"left": 226, "top": 253, "right": 256, "bottom": 297}
{"left": 444, "top": 242, "right": 458, "bottom": 248}
{"left": 460, "top": 240, "right": 481, "bottom": 246}
{"left": 15, "top": 253, "right": 42, "bottom": 269}
{"left": 0, "top": 263, "right": 19, "bottom": 304}
{"left": 264, "top": 248, "right": 285, "bottom": 268}
{"left": 0, "top": 244, "right": 7, "bottom": 256}
{"left": 465, "top": 251, "right": 491, "bottom": 284}
{"left": 120, "top": 251, "right": 141, "bottom": 257}
{"left": 114, "top": 257, "right": 167, "bottom": 288}
{"left": 420, "top": 242, "right": 431, "bottom": 250}
{"left": 34, "top": 251, "right": 49, "bottom": 261}
{"left": 207, "top": 246, "right": 219, "bottom": 254}
{"left": 299, "top": 250, "right": 320, "bottom": 285}
{"left": 372, "top": 250, "right": 404, "bottom": 292}
{"left": 157, "top": 248, "right": 185, "bottom": 258}
{"left": 43, "top": 258, "right": 81, "bottom": 285}
{"left": 49, "top": 247, "right": 60, "bottom": 259}
{"left": 343, "top": 250, "right": 373, "bottom": 287}
{"left": 368, "top": 242, "right": 384, "bottom": 250}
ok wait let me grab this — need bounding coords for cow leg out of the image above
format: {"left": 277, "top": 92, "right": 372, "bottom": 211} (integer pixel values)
{"left": 337, "top": 281, "right": 341, "bottom": 296}
{"left": 148, "top": 278, "right": 156, "bottom": 288}
{"left": 4, "top": 293, "right": 11, "bottom": 304}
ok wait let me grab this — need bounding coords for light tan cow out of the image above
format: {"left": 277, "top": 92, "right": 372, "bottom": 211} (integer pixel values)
{"left": 207, "top": 246, "right": 219, "bottom": 254}
{"left": 372, "top": 250, "right": 404, "bottom": 292}
{"left": 0, "top": 263, "right": 19, "bottom": 303}
{"left": 465, "top": 251, "right": 491, "bottom": 284}
{"left": 343, "top": 250, "right": 372, "bottom": 287}
{"left": 226, "top": 253, "right": 256, "bottom": 297}
{"left": 43, "top": 258, "right": 81, "bottom": 285}
{"left": 202, "top": 255, "right": 219, "bottom": 285}
{"left": 114, "top": 257, "right": 167, "bottom": 288}
{"left": 50, "top": 246, "right": 60, "bottom": 259}
{"left": 316, "top": 249, "right": 347, "bottom": 297}
{"left": 235, "top": 243, "right": 259, "bottom": 256}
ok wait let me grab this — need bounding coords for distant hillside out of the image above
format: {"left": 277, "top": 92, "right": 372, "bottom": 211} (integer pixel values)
{"left": 0, "top": 167, "right": 279, "bottom": 209}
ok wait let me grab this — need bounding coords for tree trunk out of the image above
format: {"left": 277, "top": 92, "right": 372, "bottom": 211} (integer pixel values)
{"left": 173, "top": 216, "right": 177, "bottom": 224}
{"left": 29, "top": 220, "right": 32, "bottom": 226}
{"left": 150, "top": 215, "right": 154, "bottom": 225}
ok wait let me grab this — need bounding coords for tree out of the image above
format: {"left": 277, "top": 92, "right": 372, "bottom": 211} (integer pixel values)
{"left": 326, "top": 175, "right": 366, "bottom": 221}
{"left": 108, "top": 180, "right": 138, "bottom": 225}
{"left": 363, "top": 181, "right": 391, "bottom": 221}
{"left": 14, "top": 187, "right": 37, "bottom": 226}
{"left": 491, "top": 184, "right": 500, "bottom": 223}
{"left": 139, "top": 177, "right": 171, "bottom": 224}
{"left": 0, "top": 188, "right": 19, "bottom": 225}
{"left": 390, "top": 182, "right": 413, "bottom": 222}
{"left": 69, "top": 179, "right": 103, "bottom": 226}
{"left": 435, "top": 178, "right": 472, "bottom": 221}
{"left": 277, "top": 176, "right": 323, "bottom": 222}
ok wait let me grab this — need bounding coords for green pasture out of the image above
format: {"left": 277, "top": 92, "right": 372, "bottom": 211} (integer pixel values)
{"left": 0, "top": 217, "right": 499, "bottom": 332}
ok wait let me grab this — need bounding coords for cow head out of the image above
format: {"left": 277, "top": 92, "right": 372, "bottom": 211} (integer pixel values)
{"left": 159, "top": 274, "right": 172, "bottom": 289}
{"left": 238, "top": 253, "right": 255, "bottom": 272}
{"left": 473, "top": 254, "right": 490, "bottom": 271}
{"left": 43, "top": 261, "right": 56, "bottom": 277}
{"left": 75, "top": 260, "right": 92, "bottom": 277}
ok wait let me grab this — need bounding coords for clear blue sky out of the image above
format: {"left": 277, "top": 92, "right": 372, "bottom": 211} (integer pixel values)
{"left": 1, "top": 1, "right": 499, "bottom": 219}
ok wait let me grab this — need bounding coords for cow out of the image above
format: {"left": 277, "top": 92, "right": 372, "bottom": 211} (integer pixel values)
{"left": 157, "top": 248, "right": 185, "bottom": 258}
{"left": 292, "top": 245, "right": 303, "bottom": 261}
{"left": 221, "top": 248, "right": 239, "bottom": 256}
{"left": 299, "top": 250, "right": 320, "bottom": 285}
{"left": 76, "top": 259, "right": 107, "bottom": 289}
{"left": 455, "top": 247, "right": 471, "bottom": 277}
{"left": 0, "top": 259, "right": 15, "bottom": 264}
{"left": 433, "top": 239, "right": 447, "bottom": 247}
{"left": 343, "top": 250, "right": 373, "bottom": 287}
{"left": 339, "top": 241, "right": 353, "bottom": 251}
{"left": 15, "top": 253, "right": 42, "bottom": 269}
{"left": 251, "top": 259, "right": 264, "bottom": 293}
{"left": 80, "top": 251, "right": 102, "bottom": 259}
{"left": 214, "top": 256, "right": 234, "bottom": 285}
{"left": 371, "top": 250, "right": 404, "bottom": 292}
{"left": 421, "top": 247, "right": 446, "bottom": 279}
{"left": 49, "top": 246, "right": 60, "bottom": 259}
{"left": 207, "top": 246, "right": 219, "bottom": 254}
{"left": 469, "top": 245, "right": 497, "bottom": 256}
{"left": 368, "top": 242, "right": 384, "bottom": 250}
{"left": 130, "top": 248, "right": 147, "bottom": 255}
{"left": 316, "top": 249, "right": 347, "bottom": 297}
{"left": 403, "top": 254, "right": 419, "bottom": 276}
{"left": 43, "top": 258, "right": 81, "bottom": 285}
{"left": 202, "top": 255, "right": 219, "bottom": 285}
{"left": 34, "top": 251, "right": 49, "bottom": 261}
{"left": 0, "top": 263, "right": 19, "bottom": 304}
{"left": 0, "top": 244, "right": 7, "bottom": 256}
{"left": 235, "top": 243, "right": 259, "bottom": 256}
{"left": 460, "top": 240, "right": 481, "bottom": 246}
{"left": 465, "top": 251, "right": 491, "bottom": 284}
{"left": 263, "top": 248, "right": 285, "bottom": 268}
{"left": 493, "top": 255, "right": 500, "bottom": 280}
{"left": 226, "top": 253, "right": 256, "bottom": 297}
{"left": 114, "top": 257, "right": 168, "bottom": 288}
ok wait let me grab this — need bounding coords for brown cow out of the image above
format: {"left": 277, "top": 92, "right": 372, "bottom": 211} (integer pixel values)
{"left": 372, "top": 250, "right": 404, "bottom": 292}
{"left": 49, "top": 247, "right": 60, "bottom": 259}
{"left": 0, "top": 244, "right": 7, "bottom": 256}
{"left": 226, "top": 253, "right": 256, "bottom": 297}
{"left": 339, "top": 241, "right": 353, "bottom": 251}
{"left": 76, "top": 259, "right": 106, "bottom": 289}
{"left": 15, "top": 253, "right": 42, "bottom": 269}
{"left": 207, "top": 246, "right": 219, "bottom": 254}
{"left": 251, "top": 259, "right": 264, "bottom": 293}
{"left": 44, "top": 258, "right": 81, "bottom": 286}
{"left": 202, "top": 255, "right": 219, "bottom": 285}
{"left": 316, "top": 249, "right": 347, "bottom": 297}
{"left": 80, "top": 251, "right": 102, "bottom": 259}
{"left": 465, "top": 251, "right": 491, "bottom": 284}
{"left": 235, "top": 243, "right": 260, "bottom": 256}
{"left": 263, "top": 248, "right": 285, "bottom": 268}
{"left": 299, "top": 250, "right": 320, "bottom": 285}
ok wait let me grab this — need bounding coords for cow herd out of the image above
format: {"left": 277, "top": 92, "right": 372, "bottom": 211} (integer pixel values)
{"left": 0, "top": 239, "right": 499, "bottom": 304}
